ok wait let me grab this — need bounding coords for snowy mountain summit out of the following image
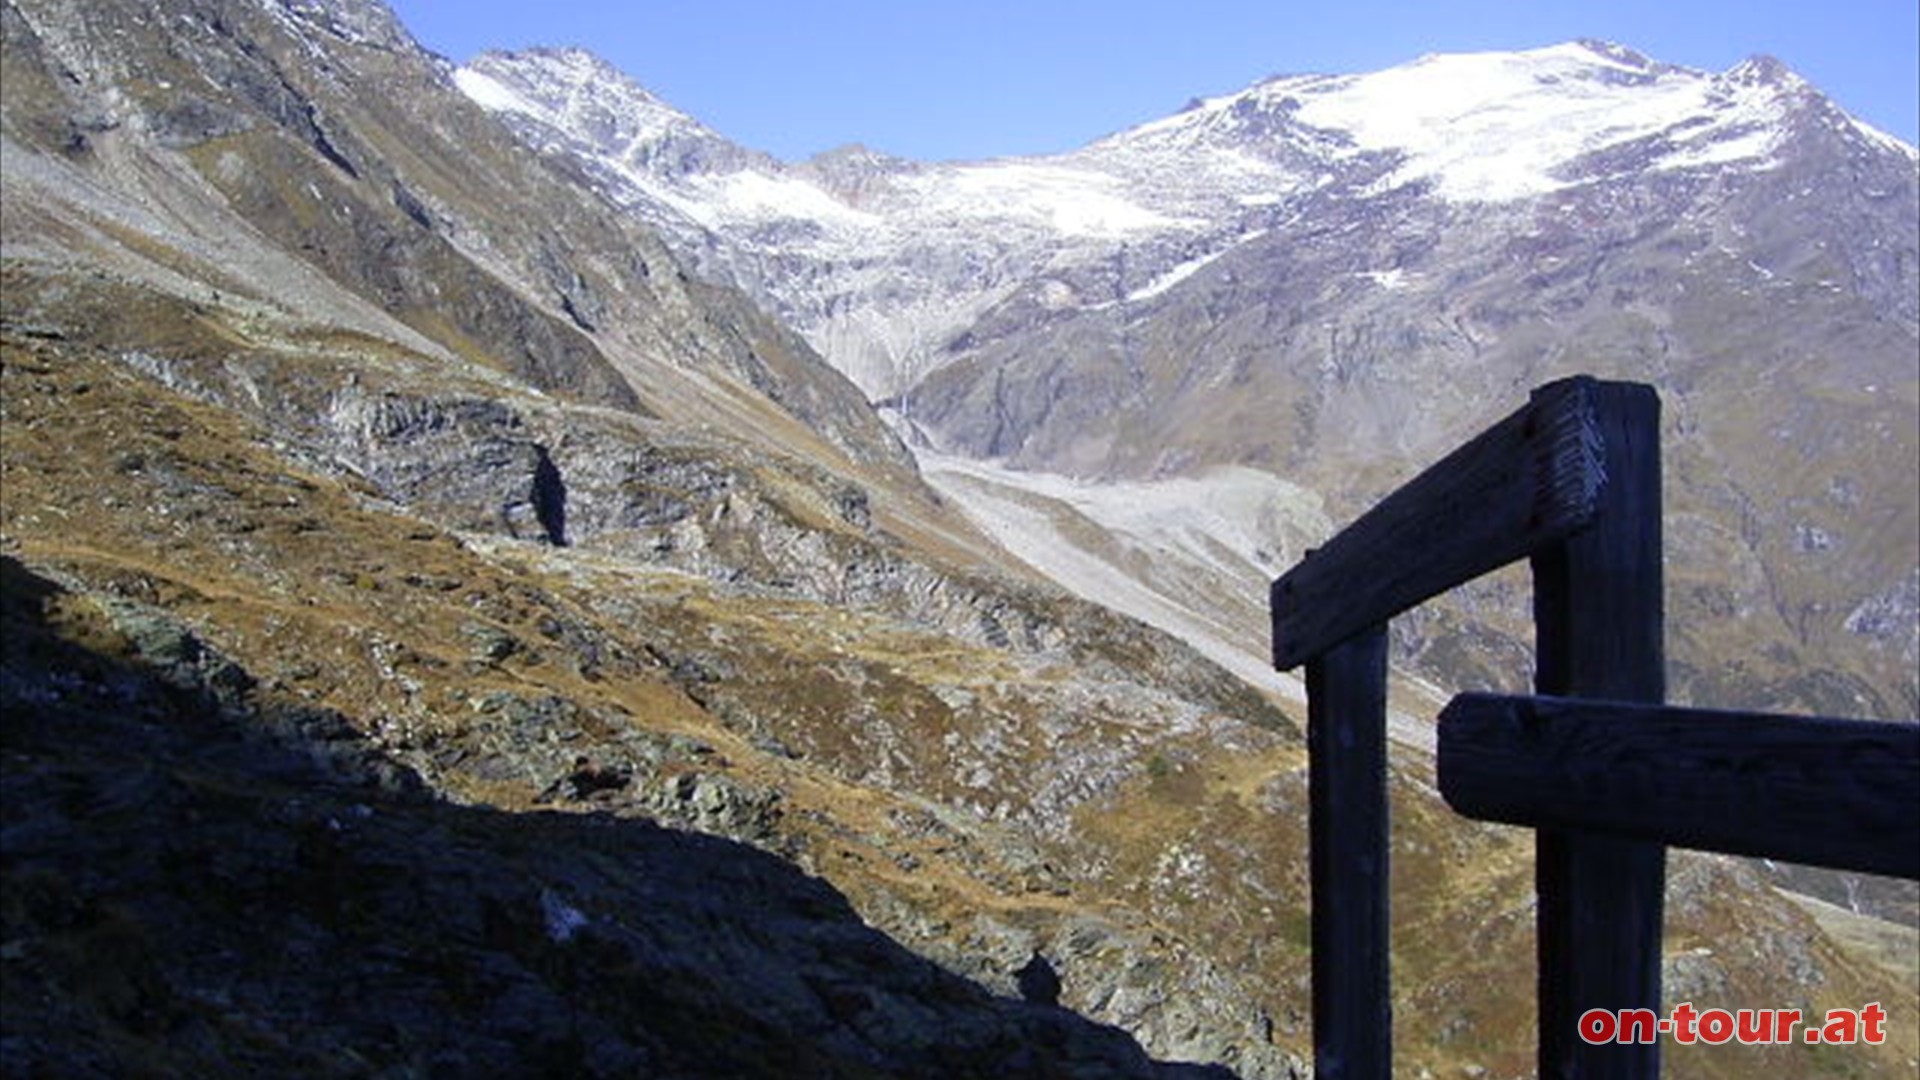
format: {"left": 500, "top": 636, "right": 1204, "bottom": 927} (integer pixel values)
{"left": 1137, "top": 40, "right": 1809, "bottom": 201}
{"left": 457, "top": 40, "right": 1914, "bottom": 404}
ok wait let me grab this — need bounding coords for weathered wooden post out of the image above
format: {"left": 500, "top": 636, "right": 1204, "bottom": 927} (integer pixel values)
{"left": 1439, "top": 695, "right": 1920, "bottom": 879}
{"left": 1528, "top": 380, "right": 1664, "bottom": 1080}
{"left": 1304, "top": 622, "right": 1391, "bottom": 1078}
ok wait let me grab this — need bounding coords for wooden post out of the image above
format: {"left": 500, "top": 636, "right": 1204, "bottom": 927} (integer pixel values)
{"left": 1529, "top": 380, "right": 1665, "bottom": 1079}
{"left": 1307, "top": 623, "right": 1391, "bottom": 1079}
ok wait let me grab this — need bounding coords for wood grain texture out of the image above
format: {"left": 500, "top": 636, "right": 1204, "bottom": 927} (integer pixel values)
{"left": 1307, "top": 625, "right": 1391, "bottom": 1080}
{"left": 1439, "top": 693, "right": 1920, "bottom": 879}
{"left": 1271, "top": 376, "right": 1604, "bottom": 670}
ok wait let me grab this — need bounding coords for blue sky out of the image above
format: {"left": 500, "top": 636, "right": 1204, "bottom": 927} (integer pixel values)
{"left": 387, "top": 0, "right": 1919, "bottom": 162}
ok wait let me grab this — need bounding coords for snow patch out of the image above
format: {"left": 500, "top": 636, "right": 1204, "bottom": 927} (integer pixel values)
{"left": 452, "top": 67, "right": 539, "bottom": 117}
{"left": 1658, "top": 126, "right": 1779, "bottom": 170}
{"left": 1118, "top": 229, "right": 1267, "bottom": 305}
{"left": 1850, "top": 119, "right": 1920, "bottom": 162}
{"left": 1258, "top": 42, "right": 1792, "bottom": 201}
{"left": 1125, "top": 247, "right": 1226, "bottom": 303}
{"left": 704, "top": 169, "right": 877, "bottom": 227}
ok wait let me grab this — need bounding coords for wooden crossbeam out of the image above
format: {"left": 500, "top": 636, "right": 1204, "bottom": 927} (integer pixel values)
{"left": 1439, "top": 693, "right": 1920, "bottom": 880}
{"left": 1271, "top": 376, "right": 1606, "bottom": 671}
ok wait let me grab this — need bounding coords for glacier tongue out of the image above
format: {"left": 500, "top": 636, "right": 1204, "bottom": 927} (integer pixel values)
{"left": 915, "top": 452, "right": 1448, "bottom": 751}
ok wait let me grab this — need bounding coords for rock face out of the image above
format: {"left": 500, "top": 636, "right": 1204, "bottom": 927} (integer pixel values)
{"left": 3, "top": 3, "right": 1917, "bottom": 1078}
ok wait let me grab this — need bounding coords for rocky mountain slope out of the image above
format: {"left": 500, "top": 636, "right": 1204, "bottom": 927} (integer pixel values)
{"left": 463, "top": 37, "right": 1920, "bottom": 732}
{"left": 7, "top": 325, "right": 1911, "bottom": 1077}
{"left": 3, "top": 1, "right": 1916, "bottom": 1076}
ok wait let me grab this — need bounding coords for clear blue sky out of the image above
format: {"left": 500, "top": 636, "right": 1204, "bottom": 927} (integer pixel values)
{"left": 387, "top": 0, "right": 1919, "bottom": 162}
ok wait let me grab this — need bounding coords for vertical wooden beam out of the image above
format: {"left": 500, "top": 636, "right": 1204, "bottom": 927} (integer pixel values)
{"left": 1529, "top": 379, "right": 1666, "bottom": 1079}
{"left": 1307, "top": 624, "right": 1391, "bottom": 1079}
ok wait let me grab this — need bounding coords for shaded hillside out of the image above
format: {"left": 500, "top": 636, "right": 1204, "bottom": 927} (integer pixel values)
{"left": 0, "top": 555, "right": 1229, "bottom": 1080}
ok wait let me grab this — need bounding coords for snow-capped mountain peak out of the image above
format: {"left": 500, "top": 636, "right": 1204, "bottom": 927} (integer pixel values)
{"left": 1106, "top": 40, "right": 1811, "bottom": 202}
{"left": 455, "top": 39, "right": 1916, "bottom": 403}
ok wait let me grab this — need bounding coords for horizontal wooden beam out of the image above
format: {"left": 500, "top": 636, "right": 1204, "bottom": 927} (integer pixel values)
{"left": 1439, "top": 693, "right": 1920, "bottom": 879}
{"left": 1271, "top": 376, "right": 1609, "bottom": 670}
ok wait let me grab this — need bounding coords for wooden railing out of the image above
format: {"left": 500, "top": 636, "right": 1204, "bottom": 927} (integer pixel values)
{"left": 1269, "top": 375, "right": 1919, "bottom": 1078}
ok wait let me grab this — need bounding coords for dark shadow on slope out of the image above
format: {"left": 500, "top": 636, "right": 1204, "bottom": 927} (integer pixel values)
{"left": 0, "top": 556, "right": 1235, "bottom": 1079}
{"left": 531, "top": 444, "right": 569, "bottom": 547}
